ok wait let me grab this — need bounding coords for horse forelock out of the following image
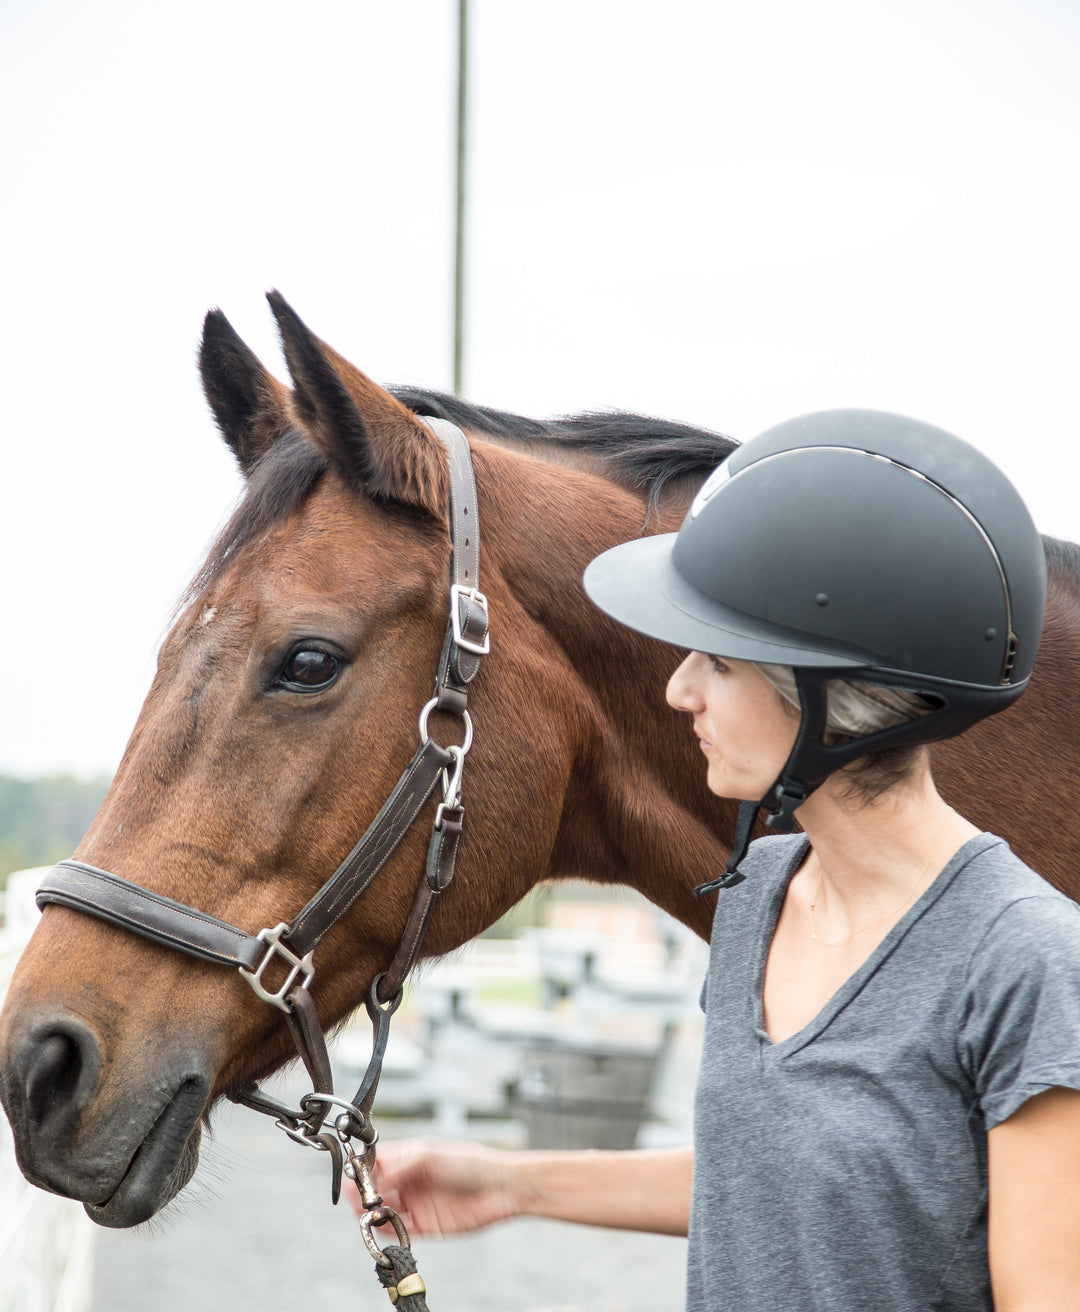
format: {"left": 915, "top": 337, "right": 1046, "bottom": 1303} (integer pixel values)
{"left": 182, "top": 429, "right": 329, "bottom": 607}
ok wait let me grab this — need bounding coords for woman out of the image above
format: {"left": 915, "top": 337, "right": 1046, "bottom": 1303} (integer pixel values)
{"left": 363, "top": 411, "right": 1080, "bottom": 1309}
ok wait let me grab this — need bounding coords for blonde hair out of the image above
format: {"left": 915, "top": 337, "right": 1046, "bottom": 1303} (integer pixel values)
{"left": 756, "top": 663, "right": 933, "bottom": 803}
{"left": 756, "top": 664, "right": 930, "bottom": 736}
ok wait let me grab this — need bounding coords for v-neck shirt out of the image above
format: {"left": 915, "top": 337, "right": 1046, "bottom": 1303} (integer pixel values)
{"left": 686, "top": 832, "right": 1080, "bottom": 1311}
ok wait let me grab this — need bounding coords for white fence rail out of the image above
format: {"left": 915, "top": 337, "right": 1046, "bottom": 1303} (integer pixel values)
{"left": 0, "top": 870, "right": 96, "bottom": 1312}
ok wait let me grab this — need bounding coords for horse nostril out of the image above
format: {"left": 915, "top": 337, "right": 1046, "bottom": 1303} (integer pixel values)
{"left": 21, "top": 1019, "right": 103, "bottom": 1134}
{"left": 26, "top": 1033, "right": 78, "bottom": 1126}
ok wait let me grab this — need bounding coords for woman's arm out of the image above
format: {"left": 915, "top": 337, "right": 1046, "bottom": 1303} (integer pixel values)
{"left": 988, "top": 1085, "right": 1080, "bottom": 1310}
{"left": 359, "top": 1139, "right": 693, "bottom": 1238}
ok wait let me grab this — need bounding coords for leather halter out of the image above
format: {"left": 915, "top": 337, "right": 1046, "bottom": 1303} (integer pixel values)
{"left": 34, "top": 417, "right": 490, "bottom": 1216}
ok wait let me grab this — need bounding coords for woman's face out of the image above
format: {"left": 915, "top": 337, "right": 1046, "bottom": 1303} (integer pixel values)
{"left": 666, "top": 652, "right": 799, "bottom": 801}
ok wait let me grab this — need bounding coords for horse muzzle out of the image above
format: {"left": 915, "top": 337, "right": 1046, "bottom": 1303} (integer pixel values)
{"left": 0, "top": 1007, "right": 210, "bottom": 1227}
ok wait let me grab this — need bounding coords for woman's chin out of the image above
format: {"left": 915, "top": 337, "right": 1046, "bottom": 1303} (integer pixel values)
{"left": 706, "top": 766, "right": 769, "bottom": 803}
{"left": 705, "top": 766, "right": 738, "bottom": 799}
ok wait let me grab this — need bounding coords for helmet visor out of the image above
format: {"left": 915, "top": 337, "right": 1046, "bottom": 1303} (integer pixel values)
{"left": 584, "top": 534, "right": 878, "bottom": 669}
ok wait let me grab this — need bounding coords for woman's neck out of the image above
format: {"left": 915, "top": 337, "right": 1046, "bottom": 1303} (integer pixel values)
{"left": 793, "top": 766, "right": 981, "bottom": 928}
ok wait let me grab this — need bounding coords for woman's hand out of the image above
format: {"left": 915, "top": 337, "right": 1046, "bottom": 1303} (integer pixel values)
{"left": 353, "top": 1138, "right": 523, "bottom": 1237}
{"left": 352, "top": 1140, "right": 694, "bottom": 1239}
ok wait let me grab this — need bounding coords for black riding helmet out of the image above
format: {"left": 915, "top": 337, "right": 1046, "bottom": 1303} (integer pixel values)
{"left": 583, "top": 410, "right": 1047, "bottom": 891}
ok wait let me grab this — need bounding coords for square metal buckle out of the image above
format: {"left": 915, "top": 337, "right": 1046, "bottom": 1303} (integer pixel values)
{"left": 450, "top": 584, "right": 490, "bottom": 655}
{"left": 239, "top": 922, "right": 315, "bottom": 1013}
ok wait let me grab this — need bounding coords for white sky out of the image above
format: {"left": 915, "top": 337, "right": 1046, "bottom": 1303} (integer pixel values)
{"left": 2, "top": 0, "right": 1079, "bottom": 777}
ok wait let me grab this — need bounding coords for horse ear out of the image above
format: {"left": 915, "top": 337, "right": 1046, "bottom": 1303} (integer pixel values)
{"left": 200, "top": 310, "right": 293, "bottom": 475}
{"left": 266, "top": 290, "right": 449, "bottom": 520}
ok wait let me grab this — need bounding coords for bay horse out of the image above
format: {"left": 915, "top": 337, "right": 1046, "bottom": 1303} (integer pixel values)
{"left": 2, "top": 293, "right": 1079, "bottom": 1233}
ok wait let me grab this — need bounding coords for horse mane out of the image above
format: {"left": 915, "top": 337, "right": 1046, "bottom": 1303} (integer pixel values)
{"left": 389, "top": 386, "right": 738, "bottom": 505}
{"left": 1043, "top": 535, "right": 1080, "bottom": 598}
{"left": 185, "top": 395, "right": 739, "bottom": 602}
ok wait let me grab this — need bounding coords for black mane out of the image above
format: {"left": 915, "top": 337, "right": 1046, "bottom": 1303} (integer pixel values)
{"left": 390, "top": 386, "right": 738, "bottom": 501}
{"left": 186, "top": 394, "right": 738, "bottom": 602}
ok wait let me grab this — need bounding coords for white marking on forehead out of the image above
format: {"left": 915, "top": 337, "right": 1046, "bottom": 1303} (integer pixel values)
{"left": 199, "top": 605, "right": 218, "bottom": 627}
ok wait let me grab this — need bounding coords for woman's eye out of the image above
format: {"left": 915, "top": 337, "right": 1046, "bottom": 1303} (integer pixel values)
{"left": 280, "top": 649, "right": 340, "bottom": 689}
{"left": 709, "top": 656, "right": 729, "bottom": 675}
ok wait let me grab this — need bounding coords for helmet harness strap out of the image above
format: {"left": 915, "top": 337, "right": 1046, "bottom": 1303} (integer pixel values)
{"left": 692, "top": 665, "right": 1011, "bottom": 897}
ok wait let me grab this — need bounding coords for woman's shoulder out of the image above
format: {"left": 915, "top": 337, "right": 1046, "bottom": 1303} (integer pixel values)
{"left": 953, "top": 832, "right": 1076, "bottom": 903}
{"left": 952, "top": 838, "right": 1080, "bottom": 1125}
{"left": 949, "top": 832, "right": 1080, "bottom": 954}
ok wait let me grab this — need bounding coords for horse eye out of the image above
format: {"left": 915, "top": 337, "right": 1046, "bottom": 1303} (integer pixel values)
{"left": 280, "top": 649, "right": 340, "bottom": 689}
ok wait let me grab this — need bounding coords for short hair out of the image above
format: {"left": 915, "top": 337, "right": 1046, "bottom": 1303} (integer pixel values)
{"left": 756, "top": 663, "right": 932, "bottom": 805}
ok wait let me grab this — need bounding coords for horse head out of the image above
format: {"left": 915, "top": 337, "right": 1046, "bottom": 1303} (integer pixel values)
{"left": 0, "top": 295, "right": 735, "bottom": 1226}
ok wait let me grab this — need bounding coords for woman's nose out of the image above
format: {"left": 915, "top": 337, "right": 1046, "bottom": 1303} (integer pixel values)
{"left": 666, "top": 652, "right": 706, "bottom": 711}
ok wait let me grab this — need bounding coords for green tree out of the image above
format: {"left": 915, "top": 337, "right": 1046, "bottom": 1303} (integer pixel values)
{"left": 0, "top": 774, "right": 110, "bottom": 886}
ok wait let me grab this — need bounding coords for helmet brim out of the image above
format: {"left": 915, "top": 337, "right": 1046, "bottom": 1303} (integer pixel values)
{"left": 583, "top": 534, "right": 874, "bottom": 669}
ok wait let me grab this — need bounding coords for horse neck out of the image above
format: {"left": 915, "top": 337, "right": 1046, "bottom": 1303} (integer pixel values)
{"left": 474, "top": 444, "right": 735, "bottom": 938}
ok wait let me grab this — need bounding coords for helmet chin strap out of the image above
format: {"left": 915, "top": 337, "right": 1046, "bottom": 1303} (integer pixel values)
{"left": 694, "top": 672, "right": 831, "bottom": 896}
{"left": 693, "top": 666, "right": 980, "bottom": 897}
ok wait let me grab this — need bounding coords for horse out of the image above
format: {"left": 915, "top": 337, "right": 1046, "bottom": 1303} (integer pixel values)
{"left": 2, "top": 293, "right": 1079, "bottom": 1234}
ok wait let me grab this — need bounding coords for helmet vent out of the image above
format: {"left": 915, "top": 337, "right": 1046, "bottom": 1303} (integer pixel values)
{"left": 1001, "top": 633, "right": 1020, "bottom": 684}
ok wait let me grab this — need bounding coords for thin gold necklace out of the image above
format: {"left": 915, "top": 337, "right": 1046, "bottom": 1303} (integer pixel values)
{"left": 808, "top": 822, "right": 949, "bottom": 948}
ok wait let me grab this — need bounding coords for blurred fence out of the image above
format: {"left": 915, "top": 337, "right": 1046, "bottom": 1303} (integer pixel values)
{"left": 0, "top": 870, "right": 96, "bottom": 1312}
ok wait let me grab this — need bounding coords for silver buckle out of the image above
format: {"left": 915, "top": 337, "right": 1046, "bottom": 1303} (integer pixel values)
{"left": 450, "top": 584, "right": 490, "bottom": 655}
{"left": 239, "top": 922, "right": 315, "bottom": 1013}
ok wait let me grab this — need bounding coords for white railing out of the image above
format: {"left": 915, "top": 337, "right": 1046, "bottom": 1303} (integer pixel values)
{"left": 0, "top": 870, "right": 96, "bottom": 1312}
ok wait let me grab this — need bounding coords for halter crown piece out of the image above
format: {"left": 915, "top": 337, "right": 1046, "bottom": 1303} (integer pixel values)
{"left": 583, "top": 410, "right": 1047, "bottom": 893}
{"left": 35, "top": 417, "right": 489, "bottom": 1306}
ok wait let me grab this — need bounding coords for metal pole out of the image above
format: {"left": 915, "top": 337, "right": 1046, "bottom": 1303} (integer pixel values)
{"left": 453, "top": 0, "right": 468, "bottom": 397}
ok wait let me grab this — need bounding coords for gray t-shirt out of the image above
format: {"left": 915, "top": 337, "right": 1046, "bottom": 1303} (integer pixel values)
{"left": 687, "top": 832, "right": 1080, "bottom": 1311}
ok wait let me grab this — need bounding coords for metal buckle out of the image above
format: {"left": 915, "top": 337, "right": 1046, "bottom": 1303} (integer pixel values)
{"left": 433, "top": 800, "right": 465, "bottom": 832}
{"left": 433, "top": 745, "right": 465, "bottom": 831}
{"left": 239, "top": 922, "right": 315, "bottom": 1013}
{"left": 450, "top": 583, "right": 490, "bottom": 655}
{"left": 440, "top": 745, "right": 465, "bottom": 805}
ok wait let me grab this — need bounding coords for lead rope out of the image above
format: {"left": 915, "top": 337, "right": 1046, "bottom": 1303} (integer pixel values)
{"left": 376, "top": 1246, "right": 430, "bottom": 1309}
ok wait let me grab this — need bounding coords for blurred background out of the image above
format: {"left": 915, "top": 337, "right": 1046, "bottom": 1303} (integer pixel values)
{"left": 2, "top": 2, "right": 1079, "bottom": 1309}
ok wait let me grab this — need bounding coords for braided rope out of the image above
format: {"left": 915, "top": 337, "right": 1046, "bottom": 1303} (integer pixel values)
{"left": 376, "top": 1244, "right": 430, "bottom": 1310}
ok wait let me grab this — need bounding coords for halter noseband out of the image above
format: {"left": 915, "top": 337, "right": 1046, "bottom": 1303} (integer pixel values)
{"left": 34, "top": 418, "right": 489, "bottom": 1282}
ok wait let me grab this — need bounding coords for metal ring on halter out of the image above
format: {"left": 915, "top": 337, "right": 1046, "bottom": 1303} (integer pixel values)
{"left": 369, "top": 971, "right": 406, "bottom": 1014}
{"left": 360, "top": 1206, "right": 412, "bottom": 1266}
{"left": 299, "top": 1092, "right": 372, "bottom": 1143}
{"left": 418, "top": 697, "right": 473, "bottom": 754}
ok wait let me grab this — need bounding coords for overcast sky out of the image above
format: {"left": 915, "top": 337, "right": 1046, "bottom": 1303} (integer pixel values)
{"left": 2, "top": 0, "right": 1078, "bottom": 777}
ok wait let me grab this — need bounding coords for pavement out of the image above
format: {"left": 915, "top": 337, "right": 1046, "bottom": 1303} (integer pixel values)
{"left": 90, "top": 1098, "right": 690, "bottom": 1312}
{"left": 89, "top": 930, "right": 705, "bottom": 1311}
